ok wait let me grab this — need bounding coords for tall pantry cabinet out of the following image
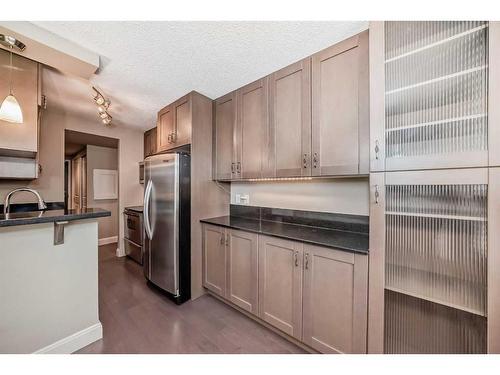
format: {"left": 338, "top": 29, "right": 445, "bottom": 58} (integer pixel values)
{"left": 368, "top": 21, "right": 500, "bottom": 354}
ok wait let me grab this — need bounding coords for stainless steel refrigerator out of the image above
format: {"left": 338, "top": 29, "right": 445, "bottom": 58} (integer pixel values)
{"left": 143, "top": 152, "right": 191, "bottom": 304}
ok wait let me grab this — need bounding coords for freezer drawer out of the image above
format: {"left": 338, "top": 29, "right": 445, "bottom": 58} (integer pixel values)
{"left": 124, "top": 238, "right": 143, "bottom": 265}
{"left": 124, "top": 211, "right": 143, "bottom": 245}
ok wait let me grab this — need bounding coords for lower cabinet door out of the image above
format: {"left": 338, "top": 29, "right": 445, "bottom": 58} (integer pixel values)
{"left": 226, "top": 229, "right": 258, "bottom": 314}
{"left": 258, "top": 235, "right": 303, "bottom": 340}
{"left": 302, "top": 244, "right": 368, "bottom": 353}
{"left": 202, "top": 224, "right": 227, "bottom": 297}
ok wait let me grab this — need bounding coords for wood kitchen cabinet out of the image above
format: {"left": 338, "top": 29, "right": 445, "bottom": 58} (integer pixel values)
{"left": 269, "top": 59, "right": 311, "bottom": 177}
{"left": 214, "top": 92, "right": 237, "bottom": 180}
{"left": 0, "top": 49, "right": 40, "bottom": 157}
{"left": 156, "top": 92, "right": 210, "bottom": 153}
{"left": 236, "top": 78, "right": 269, "bottom": 179}
{"left": 258, "top": 235, "right": 303, "bottom": 340}
{"left": 156, "top": 104, "right": 174, "bottom": 152}
{"left": 213, "top": 30, "right": 369, "bottom": 181}
{"left": 311, "top": 30, "right": 369, "bottom": 176}
{"left": 202, "top": 224, "right": 258, "bottom": 313}
{"left": 202, "top": 224, "right": 227, "bottom": 297}
{"left": 143, "top": 127, "right": 157, "bottom": 157}
{"left": 302, "top": 244, "right": 368, "bottom": 354}
{"left": 226, "top": 229, "right": 258, "bottom": 314}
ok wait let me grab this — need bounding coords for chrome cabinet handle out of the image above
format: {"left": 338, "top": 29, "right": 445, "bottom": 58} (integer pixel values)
{"left": 375, "top": 140, "right": 380, "bottom": 160}
{"left": 294, "top": 251, "right": 299, "bottom": 267}
{"left": 236, "top": 162, "right": 241, "bottom": 174}
{"left": 171, "top": 132, "right": 177, "bottom": 143}
{"left": 225, "top": 233, "right": 229, "bottom": 246}
{"left": 231, "top": 163, "right": 235, "bottom": 174}
{"left": 374, "top": 184, "right": 380, "bottom": 204}
{"left": 220, "top": 233, "right": 224, "bottom": 245}
{"left": 305, "top": 253, "right": 309, "bottom": 270}
{"left": 303, "top": 154, "right": 308, "bottom": 169}
{"left": 313, "top": 153, "right": 318, "bottom": 169}
{"left": 144, "top": 179, "right": 153, "bottom": 240}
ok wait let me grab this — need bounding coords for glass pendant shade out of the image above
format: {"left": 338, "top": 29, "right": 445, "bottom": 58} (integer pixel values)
{"left": 0, "top": 94, "right": 23, "bottom": 124}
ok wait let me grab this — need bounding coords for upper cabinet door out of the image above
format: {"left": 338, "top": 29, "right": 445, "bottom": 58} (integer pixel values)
{"left": 157, "top": 104, "right": 174, "bottom": 152}
{"left": 0, "top": 50, "right": 39, "bottom": 156}
{"left": 374, "top": 21, "right": 490, "bottom": 172}
{"left": 214, "top": 92, "right": 237, "bottom": 181}
{"left": 143, "top": 128, "right": 157, "bottom": 158}
{"left": 172, "top": 94, "right": 192, "bottom": 147}
{"left": 236, "top": 78, "right": 269, "bottom": 179}
{"left": 311, "top": 31, "right": 369, "bottom": 176}
{"left": 269, "top": 59, "right": 312, "bottom": 177}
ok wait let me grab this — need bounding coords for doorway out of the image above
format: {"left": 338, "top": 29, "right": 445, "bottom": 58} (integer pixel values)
{"left": 64, "top": 130, "right": 119, "bottom": 244}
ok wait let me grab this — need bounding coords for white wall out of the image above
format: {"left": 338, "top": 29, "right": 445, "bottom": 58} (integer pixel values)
{"left": 231, "top": 178, "right": 369, "bottom": 215}
{"left": 86, "top": 145, "right": 119, "bottom": 240}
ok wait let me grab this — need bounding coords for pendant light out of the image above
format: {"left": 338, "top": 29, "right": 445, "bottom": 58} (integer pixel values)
{"left": 0, "top": 35, "right": 25, "bottom": 124}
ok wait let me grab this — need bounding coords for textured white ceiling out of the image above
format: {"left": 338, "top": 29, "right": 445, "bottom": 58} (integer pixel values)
{"left": 34, "top": 21, "right": 368, "bottom": 130}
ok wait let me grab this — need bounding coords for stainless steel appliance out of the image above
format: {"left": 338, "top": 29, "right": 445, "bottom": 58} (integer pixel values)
{"left": 143, "top": 152, "right": 190, "bottom": 304}
{"left": 123, "top": 206, "right": 144, "bottom": 265}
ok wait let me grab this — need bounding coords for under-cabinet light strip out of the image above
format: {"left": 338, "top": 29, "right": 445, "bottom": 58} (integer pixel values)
{"left": 385, "top": 23, "right": 489, "bottom": 64}
{"left": 245, "top": 177, "right": 313, "bottom": 182}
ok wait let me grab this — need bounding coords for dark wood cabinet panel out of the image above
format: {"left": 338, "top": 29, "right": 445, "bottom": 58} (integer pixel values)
{"left": 143, "top": 127, "right": 157, "bottom": 158}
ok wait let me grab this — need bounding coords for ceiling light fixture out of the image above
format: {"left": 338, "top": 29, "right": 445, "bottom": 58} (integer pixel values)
{"left": 0, "top": 34, "right": 25, "bottom": 124}
{"left": 92, "top": 86, "right": 112, "bottom": 126}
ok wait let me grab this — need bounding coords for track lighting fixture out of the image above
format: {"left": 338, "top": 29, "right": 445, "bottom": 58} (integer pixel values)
{"left": 92, "top": 86, "right": 112, "bottom": 126}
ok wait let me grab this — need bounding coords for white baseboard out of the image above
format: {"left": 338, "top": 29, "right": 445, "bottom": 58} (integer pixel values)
{"left": 34, "top": 322, "right": 103, "bottom": 354}
{"left": 116, "top": 247, "right": 126, "bottom": 257}
{"left": 98, "top": 236, "right": 118, "bottom": 246}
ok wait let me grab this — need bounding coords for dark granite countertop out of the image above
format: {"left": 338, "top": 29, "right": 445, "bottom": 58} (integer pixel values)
{"left": 200, "top": 215, "right": 369, "bottom": 254}
{"left": 0, "top": 208, "right": 111, "bottom": 228}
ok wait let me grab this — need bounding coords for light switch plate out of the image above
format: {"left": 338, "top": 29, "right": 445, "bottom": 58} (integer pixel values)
{"left": 240, "top": 194, "right": 250, "bottom": 205}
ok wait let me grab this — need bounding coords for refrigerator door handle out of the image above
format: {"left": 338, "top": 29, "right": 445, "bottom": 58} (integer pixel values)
{"left": 144, "top": 179, "right": 153, "bottom": 240}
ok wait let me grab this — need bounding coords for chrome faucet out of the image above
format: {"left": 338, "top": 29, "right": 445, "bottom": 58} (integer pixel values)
{"left": 3, "top": 188, "right": 48, "bottom": 215}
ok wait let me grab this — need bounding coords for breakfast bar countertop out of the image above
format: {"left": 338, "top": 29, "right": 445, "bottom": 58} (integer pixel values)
{"left": 0, "top": 207, "right": 111, "bottom": 228}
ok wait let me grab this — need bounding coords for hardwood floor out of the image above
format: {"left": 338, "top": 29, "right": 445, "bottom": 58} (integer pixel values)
{"left": 77, "top": 244, "right": 305, "bottom": 354}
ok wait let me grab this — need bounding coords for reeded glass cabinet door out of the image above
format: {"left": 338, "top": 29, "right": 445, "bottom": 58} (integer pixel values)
{"left": 382, "top": 169, "right": 488, "bottom": 353}
{"left": 371, "top": 21, "right": 490, "bottom": 172}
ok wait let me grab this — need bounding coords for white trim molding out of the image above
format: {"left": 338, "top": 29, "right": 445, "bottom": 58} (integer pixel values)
{"left": 34, "top": 322, "right": 102, "bottom": 354}
{"left": 116, "top": 247, "right": 125, "bottom": 257}
{"left": 98, "top": 236, "right": 118, "bottom": 246}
